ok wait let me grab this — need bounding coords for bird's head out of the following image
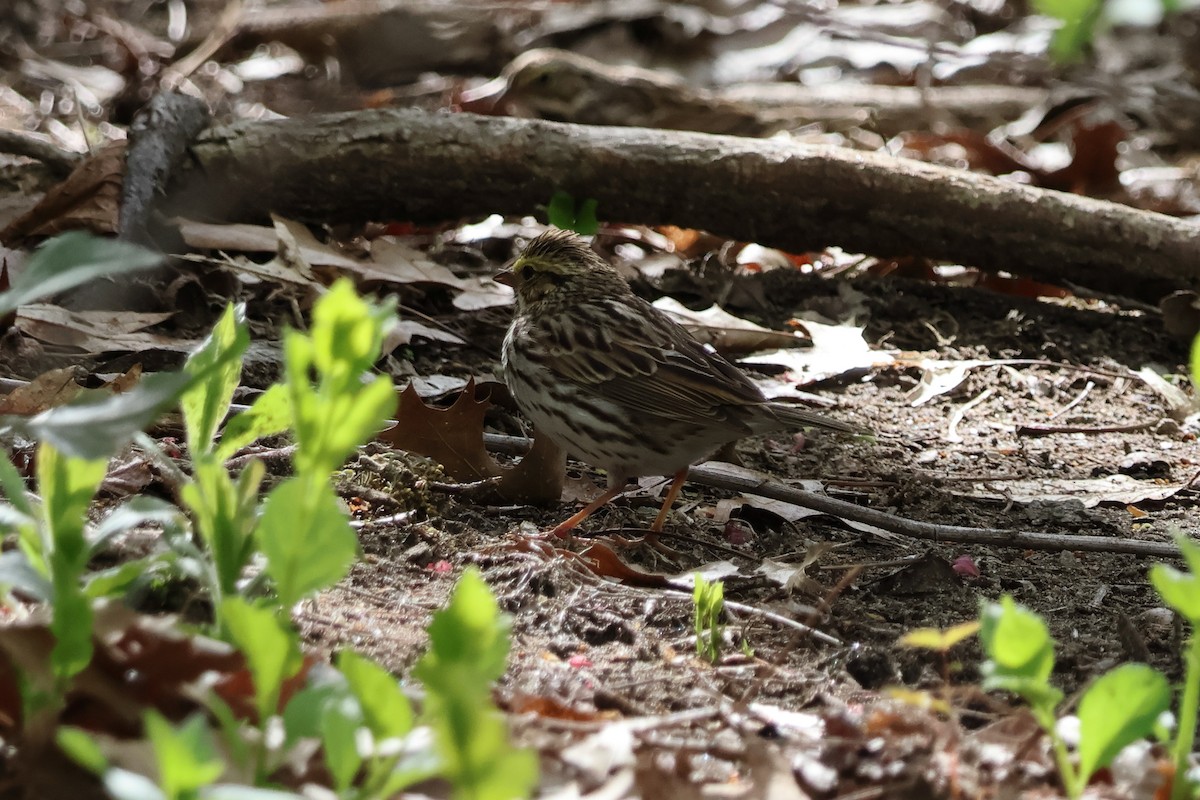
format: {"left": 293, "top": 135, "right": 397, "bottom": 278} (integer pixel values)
{"left": 497, "top": 229, "right": 626, "bottom": 310}
{"left": 500, "top": 50, "right": 597, "bottom": 120}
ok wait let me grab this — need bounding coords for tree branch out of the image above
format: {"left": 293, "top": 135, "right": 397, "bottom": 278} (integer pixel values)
{"left": 164, "top": 108, "right": 1200, "bottom": 300}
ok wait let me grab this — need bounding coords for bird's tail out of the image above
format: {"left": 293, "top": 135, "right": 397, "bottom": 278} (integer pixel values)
{"left": 758, "top": 402, "right": 867, "bottom": 436}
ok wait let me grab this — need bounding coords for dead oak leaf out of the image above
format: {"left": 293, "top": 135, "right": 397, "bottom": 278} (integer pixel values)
{"left": 0, "top": 368, "right": 81, "bottom": 415}
{"left": 384, "top": 378, "right": 501, "bottom": 481}
{"left": 382, "top": 380, "right": 565, "bottom": 504}
{"left": 1, "top": 140, "right": 125, "bottom": 243}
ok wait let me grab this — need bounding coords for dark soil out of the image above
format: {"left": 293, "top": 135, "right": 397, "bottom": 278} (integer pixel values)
{"left": 301, "top": 265, "right": 1199, "bottom": 798}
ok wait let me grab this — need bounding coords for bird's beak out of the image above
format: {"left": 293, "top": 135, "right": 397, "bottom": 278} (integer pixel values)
{"left": 494, "top": 269, "right": 514, "bottom": 287}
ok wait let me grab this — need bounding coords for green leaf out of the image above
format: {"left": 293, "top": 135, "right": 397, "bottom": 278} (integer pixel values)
{"left": 83, "top": 557, "right": 158, "bottom": 599}
{"left": 57, "top": 726, "right": 110, "bottom": 774}
{"left": 0, "top": 550, "right": 51, "bottom": 601}
{"left": 40, "top": 443, "right": 107, "bottom": 568}
{"left": 0, "top": 448, "right": 34, "bottom": 516}
{"left": 89, "top": 496, "right": 186, "bottom": 554}
{"left": 320, "top": 693, "right": 364, "bottom": 793}
{"left": 899, "top": 621, "right": 981, "bottom": 652}
{"left": 145, "top": 710, "right": 224, "bottom": 800}
{"left": 40, "top": 444, "right": 107, "bottom": 682}
{"left": 979, "top": 595, "right": 1056, "bottom": 684}
{"left": 310, "top": 280, "right": 395, "bottom": 385}
{"left": 220, "top": 598, "right": 302, "bottom": 723}
{"left": 204, "top": 694, "right": 252, "bottom": 773}
{"left": 201, "top": 786, "right": 308, "bottom": 799}
{"left": 283, "top": 281, "right": 394, "bottom": 478}
{"left": 50, "top": 587, "right": 93, "bottom": 683}
{"left": 1192, "top": 333, "right": 1200, "bottom": 393}
{"left": 416, "top": 569, "right": 510, "bottom": 687}
{"left": 181, "top": 304, "right": 249, "bottom": 456}
{"left": 16, "top": 370, "right": 193, "bottom": 461}
{"left": 546, "top": 192, "right": 576, "bottom": 232}
{"left": 1076, "top": 663, "right": 1170, "bottom": 785}
{"left": 214, "top": 384, "right": 292, "bottom": 462}
{"left": 1151, "top": 536, "right": 1200, "bottom": 622}
{"left": 545, "top": 192, "right": 600, "bottom": 235}
{"left": 982, "top": 673, "right": 1064, "bottom": 711}
{"left": 0, "top": 233, "right": 162, "bottom": 318}
{"left": 413, "top": 569, "right": 535, "bottom": 800}
{"left": 1032, "top": 0, "right": 1104, "bottom": 62}
{"left": 281, "top": 681, "right": 343, "bottom": 744}
{"left": 338, "top": 650, "right": 413, "bottom": 740}
{"left": 290, "top": 375, "right": 394, "bottom": 479}
{"left": 279, "top": 674, "right": 367, "bottom": 793}
{"left": 257, "top": 478, "right": 357, "bottom": 609}
{"left": 182, "top": 457, "right": 262, "bottom": 598}
{"left": 574, "top": 199, "right": 599, "bottom": 236}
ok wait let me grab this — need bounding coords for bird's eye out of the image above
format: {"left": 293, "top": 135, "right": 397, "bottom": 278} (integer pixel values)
{"left": 534, "top": 72, "right": 552, "bottom": 85}
{"left": 517, "top": 265, "right": 533, "bottom": 281}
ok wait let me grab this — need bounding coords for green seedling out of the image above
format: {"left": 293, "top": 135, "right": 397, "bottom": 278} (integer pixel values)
{"left": 256, "top": 280, "right": 394, "bottom": 611}
{"left": 58, "top": 711, "right": 304, "bottom": 800}
{"left": 693, "top": 575, "right": 725, "bottom": 664}
{"left": 221, "top": 596, "right": 303, "bottom": 783}
{"left": 0, "top": 249, "right": 532, "bottom": 799}
{"left": 900, "top": 620, "right": 980, "bottom": 684}
{"left": 1150, "top": 534, "right": 1200, "bottom": 800}
{"left": 980, "top": 596, "right": 1169, "bottom": 798}
{"left": 1033, "top": 0, "right": 1104, "bottom": 62}
{"left": 177, "top": 304, "right": 263, "bottom": 614}
{"left": 414, "top": 568, "right": 537, "bottom": 800}
{"left": 283, "top": 652, "right": 435, "bottom": 799}
{"left": 545, "top": 191, "right": 599, "bottom": 236}
{"left": 173, "top": 281, "right": 391, "bottom": 625}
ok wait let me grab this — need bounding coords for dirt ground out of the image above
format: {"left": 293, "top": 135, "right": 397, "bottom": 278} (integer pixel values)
{"left": 296, "top": 264, "right": 1198, "bottom": 798}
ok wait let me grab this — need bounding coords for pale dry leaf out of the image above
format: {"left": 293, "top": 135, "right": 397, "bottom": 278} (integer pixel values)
{"left": 668, "top": 560, "right": 741, "bottom": 589}
{"left": 17, "top": 306, "right": 195, "bottom": 353}
{"left": 0, "top": 367, "right": 81, "bottom": 415}
{"left": 385, "top": 320, "right": 465, "bottom": 348}
{"left": 652, "top": 297, "right": 806, "bottom": 353}
{"left": 403, "top": 375, "right": 471, "bottom": 398}
{"left": 451, "top": 275, "right": 514, "bottom": 311}
{"left": 741, "top": 318, "right": 892, "bottom": 385}
{"left": 908, "top": 359, "right": 984, "bottom": 406}
{"left": 960, "top": 474, "right": 1184, "bottom": 507}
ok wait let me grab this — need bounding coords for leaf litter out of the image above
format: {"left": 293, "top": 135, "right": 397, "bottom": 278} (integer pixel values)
{"left": 4, "top": 0, "right": 1200, "bottom": 797}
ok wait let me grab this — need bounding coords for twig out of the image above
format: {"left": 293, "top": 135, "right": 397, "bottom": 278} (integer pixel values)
{"left": 1049, "top": 380, "right": 1094, "bottom": 420}
{"left": 480, "top": 433, "right": 1183, "bottom": 560}
{"left": 946, "top": 387, "right": 992, "bottom": 443}
{"left": 0, "top": 129, "right": 80, "bottom": 175}
{"left": 666, "top": 591, "right": 841, "bottom": 647}
{"left": 1016, "top": 421, "right": 1156, "bottom": 436}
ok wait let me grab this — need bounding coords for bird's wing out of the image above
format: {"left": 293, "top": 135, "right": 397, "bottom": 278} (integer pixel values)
{"left": 535, "top": 297, "right": 764, "bottom": 428}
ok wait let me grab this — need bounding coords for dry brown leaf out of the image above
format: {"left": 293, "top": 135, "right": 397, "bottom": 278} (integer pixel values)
{"left": 383, "top": 378, "right": 501, "bottom": 481}
{"left": 16, "top": 306, "right": 192, "bottom": 354}
{"left": 103, "top": 363, "right": 144, "bottom": 394}
{"left": 494, "top": 428, "right": 564, "bottom": 504}
{"left": 0, "top": 141, "right": 125, "bottom": 243}
{"left": 578, "top": 543, "right": 669, "bottom": 588}
{"left": 382, "top": 380, "right": 567, "bottom": 504}
{"left": 0, "top": 603, "right": 245, "bottom": 743}
{"left": 0, "top": 368, "right": 81, "bottom": 415}
{"left": 652, "top": 298, "right": 810, "bottom": 354}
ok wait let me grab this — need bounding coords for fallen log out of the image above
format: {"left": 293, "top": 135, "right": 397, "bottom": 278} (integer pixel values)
{"left": 163, "top": 108, "right": 1200, "bottom": 301}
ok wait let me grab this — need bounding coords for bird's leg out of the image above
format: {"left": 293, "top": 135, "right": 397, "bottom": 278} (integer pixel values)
{"left": 549, "top": 484, "right": 625, "bottom": 539}
{"left": 651, "top": 469, "right": 689, "bottom": 533}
